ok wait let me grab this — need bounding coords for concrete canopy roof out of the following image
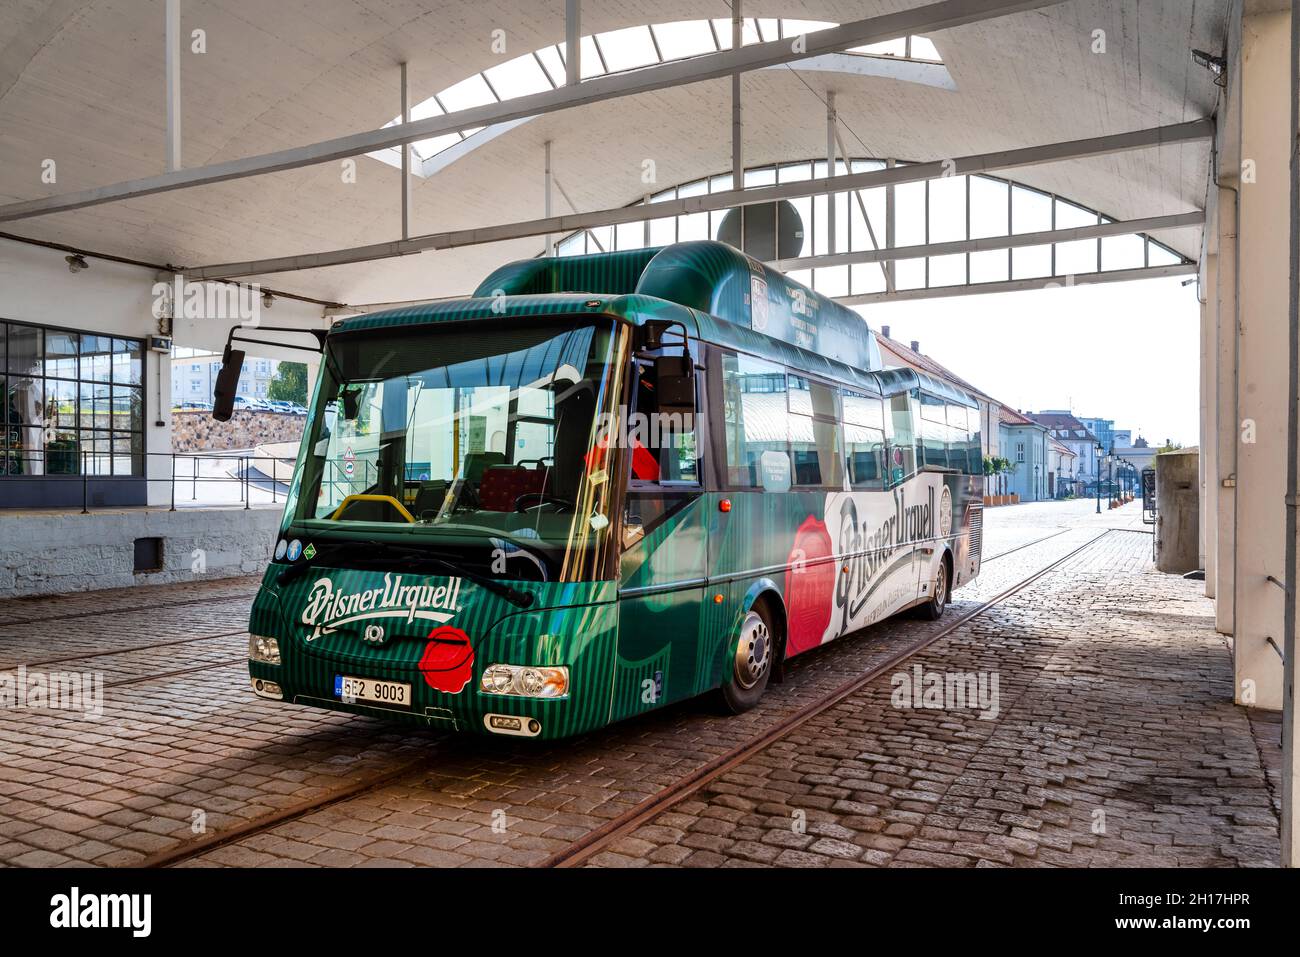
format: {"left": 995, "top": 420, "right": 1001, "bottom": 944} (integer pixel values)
{"left": 0, "top": 0, "right": 1227, "bottom": 308}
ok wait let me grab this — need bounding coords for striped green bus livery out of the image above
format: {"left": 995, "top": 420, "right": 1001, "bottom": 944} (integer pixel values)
{"left": 245, "top": 240, "right": 983, "bottom": 739}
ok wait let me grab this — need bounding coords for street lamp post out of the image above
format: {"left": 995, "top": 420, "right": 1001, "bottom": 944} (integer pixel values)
{"left": 1095, "top": 443, "right": 1103, "bottom": 514}
{"left": 1107, "top": 449, "right": 1115, "bottom": 508}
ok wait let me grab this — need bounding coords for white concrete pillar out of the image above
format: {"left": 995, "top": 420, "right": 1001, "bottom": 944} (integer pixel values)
{"left": 1200, "top": 251, "right": 1218, "bottom": 598}
{"left": 1216, "top": 184, "right": 1239, "bottom": 638}
{"left": 146, "top": 343, "right": 174, "bottom": 507}
{"left": 1231, "top": 8, "right": 1291, "bottom": 710}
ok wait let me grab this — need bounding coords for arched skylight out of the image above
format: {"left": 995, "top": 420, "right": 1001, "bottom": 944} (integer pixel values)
{"left": 550, "top": 159, "right": 1192, "bottom": 300}
{"left": 369, "top": 19, "right": 943, "bottom": 168}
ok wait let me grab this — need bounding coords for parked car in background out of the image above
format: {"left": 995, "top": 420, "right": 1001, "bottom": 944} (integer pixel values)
{"left": 268, "top": 400, "right": 295, "bottom": 414}
{"left": 232, "top": 395, "right": 272, "bottom": 411}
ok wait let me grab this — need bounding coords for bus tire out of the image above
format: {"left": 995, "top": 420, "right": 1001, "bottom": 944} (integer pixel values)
{"left": 916, "top": 554, "right": 950, "bottom": 621}
{"left": 717, "top": 601, "right": 776, "bottom": 714}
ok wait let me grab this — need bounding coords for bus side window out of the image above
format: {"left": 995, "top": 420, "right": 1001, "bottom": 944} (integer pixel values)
{"left": 721, "top": 351, "right": 789, "bottom": 490}
{"left": 945, "top": 401, "right": 973, "bottom": 474}
{"left": 885, "top": 392, "right": 917, "bottom": 485}
{"left": 788, "top": 374, "right": 843, "bottom": 489}
{"left": 842, "top": 388, "right": 885, "bottom": 490}
{"left": 919, "top": 392, "right": 949, "bottom": 469}
{"left": 629, "top": 355, "right": 700, "bottom": 484}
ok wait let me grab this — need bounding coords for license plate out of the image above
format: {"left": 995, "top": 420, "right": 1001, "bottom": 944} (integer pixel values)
{"left": 334, "top": 675, "right": 412, "bottom": 708}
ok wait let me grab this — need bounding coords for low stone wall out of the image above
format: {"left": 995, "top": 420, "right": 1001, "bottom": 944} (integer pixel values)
{"left": 0, "top": 506, "right": 281, "bottom": 597}
{"left": 172, "top": 410, "right": 305, "bottom": 452}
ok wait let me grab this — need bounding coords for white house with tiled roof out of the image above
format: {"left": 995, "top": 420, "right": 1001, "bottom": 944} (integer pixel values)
{"left": 1026, "top": 411, "right": 1101, "bottom": 492}
{"left": 999, "top": 407, "right": 1052, "bottom": 502}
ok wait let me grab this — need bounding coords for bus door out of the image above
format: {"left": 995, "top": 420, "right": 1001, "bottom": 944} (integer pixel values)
{"left": 611, "top": 345, "right": 708, "bottom": 720}
{"left": 884, "top": 390, "right": 925, "bottom": 611}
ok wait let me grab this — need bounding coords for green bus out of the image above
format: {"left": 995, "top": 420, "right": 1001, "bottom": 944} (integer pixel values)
{"left": 230, "top": 240, "right": 983, "bottom": 739}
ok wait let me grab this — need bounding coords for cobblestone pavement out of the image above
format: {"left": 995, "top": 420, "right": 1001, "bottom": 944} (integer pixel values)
{"left": 0, "top": 500, "right": 1280, "bottom": 867}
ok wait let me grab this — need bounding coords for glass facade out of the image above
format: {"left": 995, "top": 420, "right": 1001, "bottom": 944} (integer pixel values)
{"left": 1, "top": 320, "right": 144, "bottom": 480}
{"left": 369, "top": 19, "right": 944, "bottom": 173}
{"left": 551, "top": 161, "right": 1190, "bottom": 301}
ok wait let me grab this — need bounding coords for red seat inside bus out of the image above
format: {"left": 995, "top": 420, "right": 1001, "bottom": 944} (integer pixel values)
{"left": 478, "top": 465, "right": 549, "bottom": 511}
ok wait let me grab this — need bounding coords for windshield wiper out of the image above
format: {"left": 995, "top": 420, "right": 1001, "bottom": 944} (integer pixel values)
{"left": 277, "top": 539, "right": 533, "bottom": 608}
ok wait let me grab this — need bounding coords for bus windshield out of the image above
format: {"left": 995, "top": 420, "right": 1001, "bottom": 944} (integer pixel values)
{"left": 286, "top": 318, "right": 627, "bottom": 582}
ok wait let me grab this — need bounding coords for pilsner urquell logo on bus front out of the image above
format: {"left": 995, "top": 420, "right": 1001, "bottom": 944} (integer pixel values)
{"left": 300, "top": 574, "right": 463, "bottom": 640}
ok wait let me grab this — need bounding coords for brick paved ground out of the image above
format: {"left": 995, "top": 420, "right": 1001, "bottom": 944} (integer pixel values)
{"left": 603, "top": 524, "right": 1279, "bottom": 868}
{"left": 0, "top": 500, "right": 1280, "bottom": 867}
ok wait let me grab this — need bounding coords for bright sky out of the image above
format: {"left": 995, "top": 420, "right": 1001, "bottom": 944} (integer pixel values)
{"left": 859, "top": 275, "right": 1201, "bottom": 448}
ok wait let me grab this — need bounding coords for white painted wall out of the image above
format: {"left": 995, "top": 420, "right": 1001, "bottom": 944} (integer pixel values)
{"left": 0, "top": 505, "right": 280, "bottom": 597}
{"left": 1210, "top": 8, "right": 1289, "bottom": 710}
{"left": 1199, "top": 252, "right": 1218, "bottom": 598}
{"left": 0, "top": 237, "right": 173, "bottom": 505}
{"left": 0, "top": 237, "right": 330, "bottom": 506}
{"left": 1213, "top": 183, "right": 1238, "bottom": 639}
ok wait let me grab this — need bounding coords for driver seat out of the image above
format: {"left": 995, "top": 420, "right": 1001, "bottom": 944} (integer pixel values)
{"left": 479, "top": 465, "right": 549, "bottom": 512}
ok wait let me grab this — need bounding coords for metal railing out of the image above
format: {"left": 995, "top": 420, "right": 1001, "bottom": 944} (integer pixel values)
{"left": 0, "top": 448, "right": 296, "bottom": 512}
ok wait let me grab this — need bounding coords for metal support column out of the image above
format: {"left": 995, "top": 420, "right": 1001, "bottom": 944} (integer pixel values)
{"left": 400, "top": 62, "right": 412, "bottom": 239}
{"left": 165, "top": 0, "right": 181, "bottom": 171}
{"left": 565, "top": 0, "right": 581, "bottom": 87}
{"left": 885, "top": 158, "right": 897, "bottom": 292}
{"left": 732, "top": 3, "right": 744, "bottom": 250}
{"left": 827, "top": 91, "right": 837, "bottom": 254}
{"left": 544, "top": 141, "right": 554, "bottom": 257}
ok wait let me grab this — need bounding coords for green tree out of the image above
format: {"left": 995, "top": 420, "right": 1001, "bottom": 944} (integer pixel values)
{"left": 267, "top": 362, "right": 308, "bottom": 404}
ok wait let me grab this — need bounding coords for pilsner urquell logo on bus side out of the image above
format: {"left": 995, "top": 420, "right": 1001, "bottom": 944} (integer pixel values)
{"left": 301, "top": 574, "right": 463, "bottom": 640}
{"left": 836, "top": 484, "right": 943, "bottom": 620}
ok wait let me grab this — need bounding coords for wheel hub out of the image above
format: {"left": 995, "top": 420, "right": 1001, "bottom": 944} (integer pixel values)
{"left": 734, "top": 611, "right": 771, "bottom": 690}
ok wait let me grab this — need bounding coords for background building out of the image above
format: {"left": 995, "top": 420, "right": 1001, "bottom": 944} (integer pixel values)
{"left": 1078, "top": 415, "right": 1117, "bottom": 452}
{"left": 170, "top": 348, "right": 277, "bottom": 407}
{"left": 999, "top": 408, "right": 1051, "bottom": 502}
{"left": 1026, "top": 411, "right": 1101, "bottom": 493}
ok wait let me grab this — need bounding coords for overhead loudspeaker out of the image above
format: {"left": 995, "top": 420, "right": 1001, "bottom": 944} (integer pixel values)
{"left": 716, "top": 200, "right": 805, "bottom": 261}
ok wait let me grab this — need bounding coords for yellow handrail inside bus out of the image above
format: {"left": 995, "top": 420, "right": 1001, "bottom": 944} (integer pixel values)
{"left": 329, "top": 494, "right": 416, "bottom": 524}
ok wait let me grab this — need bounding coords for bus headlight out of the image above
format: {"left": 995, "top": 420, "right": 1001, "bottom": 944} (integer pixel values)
{"left": 479, "top": 664, "right": 568, "bottom": 698}
{"left": 249, "top": 634, "right": 281, "bottom": 665}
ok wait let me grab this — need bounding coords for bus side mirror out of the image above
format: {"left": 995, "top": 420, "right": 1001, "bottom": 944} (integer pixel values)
{"left": 654, "top": 355, "right": 694, "bottom": 417}
{"left": 212, "top": 347, "right": 246, "bottom": 421}
{"left": 341, "top": 387, "right": 361, "bottom": 421}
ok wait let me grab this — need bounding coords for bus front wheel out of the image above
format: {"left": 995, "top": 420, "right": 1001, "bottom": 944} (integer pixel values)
{"left": 916, "top": 556, "right": 950, "bottom": 621}
{"left": 718, "top": 604, "right": 776, "bottom": 714}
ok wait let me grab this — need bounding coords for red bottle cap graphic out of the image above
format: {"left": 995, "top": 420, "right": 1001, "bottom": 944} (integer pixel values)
{"left": 418, "top": 625, "right": 475, "bottom": 694}
{"left": 783, "top": 514, "right": 836, "bottom": 656}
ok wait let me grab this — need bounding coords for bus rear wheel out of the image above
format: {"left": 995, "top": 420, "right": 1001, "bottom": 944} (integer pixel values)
{"left": 718, "top": 604, "right": 775, "bottom": 714}
{"left": 916, "top": 556, "right": 949, "bottom": 621}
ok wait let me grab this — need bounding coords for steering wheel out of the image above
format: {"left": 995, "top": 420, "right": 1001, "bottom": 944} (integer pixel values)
{"left": 330, "top": 494, "right": 415, "bottom": 523}
{"left": 514, "top": 491, "right": 574, "bottom": 514}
